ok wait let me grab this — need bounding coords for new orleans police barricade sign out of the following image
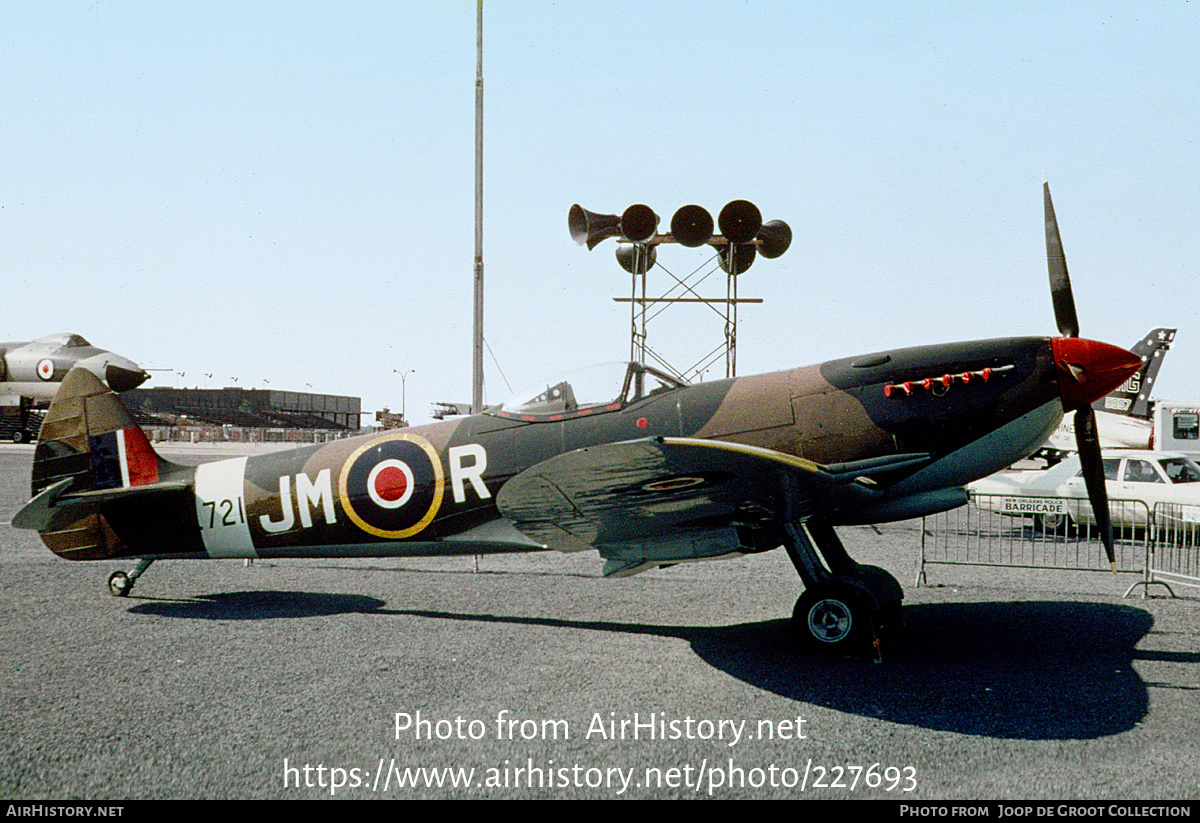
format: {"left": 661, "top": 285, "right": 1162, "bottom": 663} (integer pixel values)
{"left": 998, "top": 497, "right": 1069, "bottom": 516}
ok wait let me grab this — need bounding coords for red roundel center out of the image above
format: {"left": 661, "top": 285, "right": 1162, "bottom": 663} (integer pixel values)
{"left": 373, "top": 465, "right": 408, "bottom": 502}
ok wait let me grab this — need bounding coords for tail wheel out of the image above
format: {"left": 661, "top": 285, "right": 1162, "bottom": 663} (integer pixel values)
{"left": 107, "top": 571, "right": 132, "bottom": 597}
{"left": 794, "top": 585, "right": 870, "bottom": 653}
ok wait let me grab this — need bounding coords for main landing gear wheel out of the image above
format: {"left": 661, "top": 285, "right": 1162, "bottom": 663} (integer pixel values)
{"left": 776, "top": 520, "right": 898, "bottom": 658}
{"left": 794, "top": 585, "right": 869, "bottom": 654}
{"left": 108, "top": 571, "right": 132, "bottom": 597}
{"left": 11, "top": 430, "right": 25, "bottom": 444}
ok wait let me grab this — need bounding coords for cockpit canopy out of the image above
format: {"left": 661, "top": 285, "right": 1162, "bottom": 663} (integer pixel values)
{"left": 34, "top": 333, "right": 91, "bottom": 348}
{"left": 494, "top": 362, "right": 686, "bottom": 420}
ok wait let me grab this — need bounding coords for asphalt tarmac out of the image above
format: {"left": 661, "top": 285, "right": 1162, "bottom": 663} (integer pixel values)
{"left": 1, "top": 443, "right": 1197, "bottom": 800}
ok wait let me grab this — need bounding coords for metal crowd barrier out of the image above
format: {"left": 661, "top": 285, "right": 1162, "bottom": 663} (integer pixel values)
{"left": 1132, "top": 502, "right": 1200, "bottom": 597}
{"left": 142, "top": 425, "right": 357, "bottom": 444}
{"left": 919, "top": 492, "right": 1151, "bottom": 586}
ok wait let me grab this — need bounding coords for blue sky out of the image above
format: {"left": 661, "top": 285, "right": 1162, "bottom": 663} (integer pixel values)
{"left": 4, "top": 2, "right": 1198, "bottom": 422}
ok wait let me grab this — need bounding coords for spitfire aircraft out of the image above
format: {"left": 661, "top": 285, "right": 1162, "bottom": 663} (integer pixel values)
{"left": 1, "top": 333, "right": 149, "bottom": 442}
{"left": 12, "top": 185, "right": 1141, "bottom": 656}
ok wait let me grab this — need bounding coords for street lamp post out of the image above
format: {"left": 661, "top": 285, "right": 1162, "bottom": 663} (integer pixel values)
{"left": 393, "top": 369, "right": 415, "bottom": 421}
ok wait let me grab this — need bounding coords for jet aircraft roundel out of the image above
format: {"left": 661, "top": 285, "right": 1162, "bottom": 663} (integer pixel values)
{"left": 337, "top": 432, "right": 445, "bottom": 538}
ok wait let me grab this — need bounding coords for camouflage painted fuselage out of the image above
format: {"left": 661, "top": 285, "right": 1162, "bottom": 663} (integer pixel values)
{"left": 29, "top": 336, "right": 1073, "bottom": 565}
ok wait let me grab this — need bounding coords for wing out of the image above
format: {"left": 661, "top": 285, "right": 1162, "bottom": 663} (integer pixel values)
{"left": 495, "top": 436, "right": 929, "bottom": 576}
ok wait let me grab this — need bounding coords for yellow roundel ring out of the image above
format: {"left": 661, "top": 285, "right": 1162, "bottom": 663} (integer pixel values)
{"left": 338, "top": 432, "right": 445, "bottom": 539}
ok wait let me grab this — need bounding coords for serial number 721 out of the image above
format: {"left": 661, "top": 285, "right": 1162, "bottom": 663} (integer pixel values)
{"left": 201, "top": 497, "right": 246, "bottom": 529}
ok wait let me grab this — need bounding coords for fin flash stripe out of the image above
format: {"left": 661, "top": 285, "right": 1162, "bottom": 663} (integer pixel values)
{"left": 88, "top": 428, "right": 159, "bottom": 489}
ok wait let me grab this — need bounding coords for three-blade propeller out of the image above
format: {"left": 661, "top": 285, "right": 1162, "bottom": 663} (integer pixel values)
{"left": 1044, "top": 182, "right": 1116, "bottom": 569}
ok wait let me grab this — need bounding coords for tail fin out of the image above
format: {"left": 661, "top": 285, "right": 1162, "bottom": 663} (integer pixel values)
{"left": 15, "top": 368, "right": 190, "bottom": 558}
{"left": 1092, "top": 328, "right": 1175, "bottom": 419}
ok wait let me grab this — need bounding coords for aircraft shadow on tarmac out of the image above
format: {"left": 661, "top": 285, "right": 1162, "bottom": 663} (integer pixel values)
{"left": 129, "top": 590, "right": 390, "bottom": 620}
{"left": 131, "top": 593, "right": 1183, "bottom": 741}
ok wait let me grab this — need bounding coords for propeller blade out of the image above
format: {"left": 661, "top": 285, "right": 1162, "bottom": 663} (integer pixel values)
{"left": 1044, "top": 181, "right": 1080, "bottom": 338}
{"left": 1074, "top": 405, "right": 1116, "bottom": 570}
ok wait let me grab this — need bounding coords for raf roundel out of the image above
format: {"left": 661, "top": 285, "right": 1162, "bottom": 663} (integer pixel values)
{"left": 338, "top": 433, "right": 445, "bottom": 538}
{"left": 37, "top": 359, "right": 55, "bottom": 381}
{"left": 366, "top": 460, "right": 415, "bottom": 509}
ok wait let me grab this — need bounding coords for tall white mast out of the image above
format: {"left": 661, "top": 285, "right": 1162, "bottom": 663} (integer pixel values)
{"left": 471, "top": 1, "right": 484, "bottom": 412}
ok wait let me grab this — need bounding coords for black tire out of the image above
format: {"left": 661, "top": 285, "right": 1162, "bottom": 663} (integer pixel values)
{"left": 854, "top": 564, "right": 903, "bottom": 632}
{"left": 10, "top": 430, "right": 25, "bottom": 444}
{"left": 855, "top": 564, "right": 902, "bottom": 607}
{"left": 793, "top": 585, "right": 869, "bottom": 653}
{"left": 1035, "top": 512, "right": 1073, "bottom": 535}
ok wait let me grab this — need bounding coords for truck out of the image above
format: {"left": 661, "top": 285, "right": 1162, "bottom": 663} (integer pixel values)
{"left": 1152, "top": 402, "right": 1200, "bottom": 454}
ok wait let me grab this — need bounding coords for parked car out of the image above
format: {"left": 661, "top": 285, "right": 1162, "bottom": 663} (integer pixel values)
{"left": 967, "top": 450, "right": 1200, "bottom": 535}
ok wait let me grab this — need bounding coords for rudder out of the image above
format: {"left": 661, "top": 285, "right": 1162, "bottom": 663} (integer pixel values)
{"left": 25, "top": 368, "right": 187, "bottom": 559}
{"left": 1093, "top": 328, "right": 1176, "bottom": 419}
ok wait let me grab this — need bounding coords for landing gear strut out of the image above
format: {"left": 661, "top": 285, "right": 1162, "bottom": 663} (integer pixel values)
{"left": 107, "top": 558, "right": 153, "bottom": 597}
{"left": 778, "top": 518, "right": 903, "bottom": 659}
{"left": 10, "top": 398, "right": 34, "bottom": 443}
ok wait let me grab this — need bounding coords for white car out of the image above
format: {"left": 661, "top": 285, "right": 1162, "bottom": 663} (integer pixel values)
{"left": 967, "top": 450, "right": 1200, "bottom": 534}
